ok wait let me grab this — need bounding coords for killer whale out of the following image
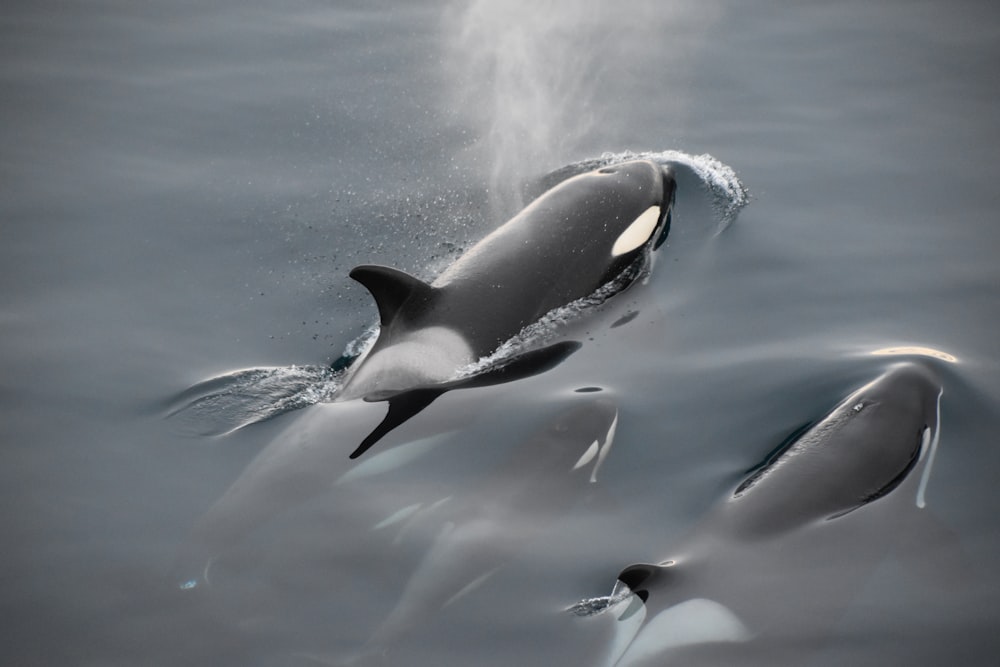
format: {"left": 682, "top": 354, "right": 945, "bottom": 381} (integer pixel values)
{"left": 580, "top": 361, "right": 946, "bottom": 666}
{"left": 172, "top": 161, "right": 673, "bottom": 587}
{"left": 344, "top": 159, "right": 674, "bottom": 400}
{"left": 340, "top": 159, "right": 674, "bottom": 455}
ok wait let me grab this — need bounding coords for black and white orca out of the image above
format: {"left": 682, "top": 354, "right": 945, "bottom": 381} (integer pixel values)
{"left": 341, "top": 159, "right": 674, "bottom": 456}
{"left": 582, "top": 362, "right": 946, "bottom": 667}
{"left": 342, "top": 159, "right": 675, "bottom": 401}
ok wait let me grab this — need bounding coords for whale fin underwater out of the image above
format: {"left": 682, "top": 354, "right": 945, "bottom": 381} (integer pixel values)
{"left": 172, "top": 160, "right": 674, "bottom": 588}
{"left": 353, "top": 397, "right": 619, "bottom": 660}
{"left": 578, "top": 361, "right": 948, "bottom": 667}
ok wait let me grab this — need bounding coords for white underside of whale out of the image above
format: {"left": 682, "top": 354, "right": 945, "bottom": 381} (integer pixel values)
{"left": 607, "top": 596, "right": 752, "bottom": 666}
{"left": 339, "top": 326, "right": 475, "bottom": 400}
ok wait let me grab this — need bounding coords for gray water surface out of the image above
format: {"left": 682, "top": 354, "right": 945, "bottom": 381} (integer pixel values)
{"left": 2, "top": 1, "right": 999, "bottom": 665}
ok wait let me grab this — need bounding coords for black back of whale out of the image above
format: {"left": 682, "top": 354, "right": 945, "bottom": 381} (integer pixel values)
{"left": 618, "top": 361, "right": 942, "bottom": 601}
{"left": 349, "top": 340, "right": 581, "bottom": 458}
{"left": 351, "top": 159, "right": 675, "bottom": 361}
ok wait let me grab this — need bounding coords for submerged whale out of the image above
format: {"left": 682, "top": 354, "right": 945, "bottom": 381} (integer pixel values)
{"left": 352, "top": 398, "right": 619, "bottom": 661}
{"left": 172, "top": 161, "right": 674, "bottom": 588}
{"left": 581, "top": 361, "right": 945, "bottom": 667}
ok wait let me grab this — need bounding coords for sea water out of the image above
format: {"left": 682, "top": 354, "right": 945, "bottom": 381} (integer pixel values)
{"left": 2, "top": 1, "right": 998, "bottom": 665}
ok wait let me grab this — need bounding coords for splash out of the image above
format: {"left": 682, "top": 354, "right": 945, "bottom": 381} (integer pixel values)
{"left": 568, "top": 579, "right": 636, "bottom": 617}
{"left": 871, "top": 346, "right": 958, "bottom": 363}
{"left": 164, "top": 325, "right": 378, "bottom": 436}
{"left": 553, "top": 150, "right": 750, "bottom": 231}
{"left": 164, "top": 365, "right": 342, "bottom": 436}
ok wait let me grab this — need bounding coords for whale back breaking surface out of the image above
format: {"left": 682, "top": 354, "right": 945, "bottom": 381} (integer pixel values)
{"left": 432, "top": 160, "right": 670, "bottom": 291}
{"left": 344, "top": 159, "right": 674, "bottom": 397}
{"left": 724, "top": 361, "right": 942, "bottom": 539}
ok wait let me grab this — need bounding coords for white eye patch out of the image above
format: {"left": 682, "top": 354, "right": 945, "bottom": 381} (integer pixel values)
{"left": 612, "top": 206, "right": 661, "bottom": 256}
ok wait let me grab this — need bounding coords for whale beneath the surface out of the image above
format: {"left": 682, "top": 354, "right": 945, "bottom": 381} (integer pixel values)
{"left": 172, "top": 160, "right": 674, "bottom": 588}
{"left": 348, "top": 397, "right": 619, "bottom": 662}
{"left": 578, "top": 361, "right": 948, "bottom": 667}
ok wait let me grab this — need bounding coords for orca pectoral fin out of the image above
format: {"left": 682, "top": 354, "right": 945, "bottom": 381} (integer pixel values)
{"left": 348, "top": 341, "right": 582, "bottom": 459}
{"left": 445, "top": 340, "right": 583, "bottom": 391}
{"left": 350, "top": 387, "right": 444, "bottom": 459}
{"left": 349, "top": 264, "right": 435, "bottom": 327}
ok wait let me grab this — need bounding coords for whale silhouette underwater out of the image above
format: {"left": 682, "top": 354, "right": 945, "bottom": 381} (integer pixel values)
{"left": 575, "top": 360, "right": 954, "bottom": 667}
{"left": 172, "top": 159, "right": 676, "bottom": 588}
{"left": 337, "top": 397, "right": 621, "bottom": 664}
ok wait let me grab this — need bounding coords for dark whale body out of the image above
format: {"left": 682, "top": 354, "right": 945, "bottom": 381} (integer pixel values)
{"left": 588, "top": 362, "right": 945, "bottom": 666}
{"left": 341, "top": 159, "right": 675, "bottom": 402}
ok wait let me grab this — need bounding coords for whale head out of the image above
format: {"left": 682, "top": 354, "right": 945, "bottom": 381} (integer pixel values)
{"left": 597, "top": 160, "right": 676, "bottom": 257}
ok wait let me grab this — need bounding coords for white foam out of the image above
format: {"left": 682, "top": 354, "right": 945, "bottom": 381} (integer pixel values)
{"left": 588, "top": 149, "right": 750, "bottom": 231}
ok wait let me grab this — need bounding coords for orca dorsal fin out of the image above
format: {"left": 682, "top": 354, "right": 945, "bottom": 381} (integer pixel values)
{"left": 349, "top": 264, "right": 434, "bottom": 327}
